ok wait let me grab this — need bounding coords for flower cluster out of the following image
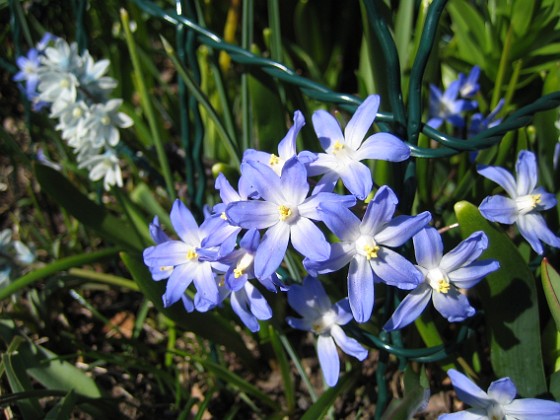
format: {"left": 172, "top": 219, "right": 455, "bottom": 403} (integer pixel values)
{"left": 427, "top": 66, "right": 504, "bottom": 136}
{"left": 14, "top": 35, "right": 132, "bottom": 190}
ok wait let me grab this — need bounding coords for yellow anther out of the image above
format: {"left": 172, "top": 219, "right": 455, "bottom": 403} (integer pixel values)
{"left": 269, "top": 154, "right": 280, "bottom": 166}
{"left": 159, "top": 265, "right": 172, "bottom": 271}
{"left": 186, "top": 249, "right": 198, "bottom": 260}
{"left": 72, "top": 107, "right": 83, "bottom": 118}
{"left": 437, "top": 279, "right": 450, "bottom": 294}
{"left": 332, "top": 141, "right": 344, "bottom": 153}
{"left": 100, "top": 115, "right": 111, "bottom": 126}
{"left": 220, "top": 211, "right": 228, "bottom": 220}
{"left": 363, "top": 244, "right": 380, "bottom": 260}
{"left": 278, "top": 205, "right": 292, "bottom": 221}
{"left": 233, "top": 267, "right": 244, "bottom": 278}
{"left": 533, "top": 194, "right": 542, "bottom": 205}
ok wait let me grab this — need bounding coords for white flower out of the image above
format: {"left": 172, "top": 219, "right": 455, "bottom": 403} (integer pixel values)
{"left": 40, "top": 38, "right": 81, "bottom": 73}
{"left": 78, "top": 149, "right": 123, "bottom": 190}
{"left": 81, "top": 99, "right": 132, "bottom": 148}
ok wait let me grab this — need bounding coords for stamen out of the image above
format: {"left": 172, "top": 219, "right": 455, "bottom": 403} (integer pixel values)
{"left": 186, "top": 249, "right": 198, "bottom": 260}
{"left": 269, "top": 154, "right": 280, "bottom": 166}
{"left": 437, "top": 279, "right": 450, "bottom": 294}
{"left": 363, "top": 244, "right": 380, "bottom": 260}
{"left": 516, "top": 193, "right": 542, "bottom": 214}
{"left": 220, "top": 212, "right": 228, "bottom": 221}
{"left": 100, "top": 115, "right": 111, "bottom": 126}
{"left": 233, "top": 267, "right": 244, "bottom": 278}
{"left": 278, "top": 205, "right": 292, "bottom": 221}
{"left": 159, "top": 265, "right": 172, "bottom": 271}
{"left": 72, "top": 107, "right": 83, "bottom": 118}
{"left": 332, "top": 141, "right": 344, "bottom": 154}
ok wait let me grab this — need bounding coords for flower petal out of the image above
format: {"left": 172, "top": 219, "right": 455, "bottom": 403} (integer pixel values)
{"left": 304, "top": 242, "right": 355, "bottom": 276}
{"left": 478, "top": 195, "right": 518, "bottom": 224}
{"left": 215, "top": 173, "right": 241, "bottom": 203}
{"left": 383, "top": 283, "right": 432, "bottom": 331}
{"left": 432, "top": 286, "right": 476, "bottom": 322}
{"left": 192, "top": 262, "right": 219, "bottom": 305}
{"left": 332, "top": 298, "right": 353, "bottom": 325}
{"left": 440, "top": 231, "right": 489, "bottom": 273}
{"left": 143, "top": 240, "right": 190, "bottom": 267}
{"left": 447, "top": 369, "right": 491, "bottom": 410}
{"left": 413, "top": 227, "right": 443, "bottom": 269}
{"left": 360, "top": 186, "right": 399, "bottom": 235}
{"left": 231, "top": 288, "right": 260, "bottom": 332}
{"left": 348, "top": 256, "right": 375, "bottom": 323}
{"left": 448, "top": 260, "right": 500, "bottom": 289}
{"left": 515, "top": 150, "right": 538, "bottom": 196}
{"left": 476, "top": 164, "right": 518, "bottom": 198}
{"left": 371, "top": 248, "right": 423, "bottom": 289}
{"left": 344, "top": 95, "right": 380, "bottom": 151}
{"left": 337, "top": 160, "right": 373, "bottom": 200}
{"left": 245, "top": 282, "right": 273, "bottom": 320}
{"left": 299, "top": 192, "right": 356, "bottom": 221}
{"left": 504, "top": 398, "right": 560, "bottom": 419}
{"left": 487, "top": 377, "right": 516, "bottom": 405}
{"left": 278, "top": 110, "right": 305, "bottom": 159}
{"left": 254, "top": 222, "right": 291, "bottom": 279}
{"left": 226, "top": 200, "right": 279, "bottom": 229}
{"left": 290, "top": 218, "right": 330, "bottom": 261}
{"left": 242, "top": 160, "right": 284, "bottom": 203}
{"left": 170, "top": 200, "right": 200, "bottom": 244}
{"left": 330, "top": 325, "right": 368, "bottom": 360}
{"left": 317, "top": 202, "right": 361, "bottom": 241}
{"left": 317, "top": 335, "right": 340, "bottom": 387}
{"left": 375, "top": 211, "right": 432, "bottom": 248}
{"left": 438, "top": 410, "right": 487, "bottom": 420}
{"left": 280, "top": 157, "right": 309, "bottom": 204}
{"left": 287, "top": 275, "right": 331, "bottom": 318}
{"left": 286, "top": 316, "right": 313, "bottom": 331}
{"left": 517, "top": 213, "right": 560, "bottom": 255}
{"left": 162, "top": 263, "right": 194, "bottom": 307}
{"left": 312, "top": 109, "right": 344, "bottom": 151}
{"left": 355, "top": 132, "right": 410, "bottom": 162}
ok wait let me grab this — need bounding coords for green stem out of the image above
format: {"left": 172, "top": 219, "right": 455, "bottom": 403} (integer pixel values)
{"left": 68, "top": 268, "right": 140, "bottom": 291}
{"left": 491, "top": 25, "right": 513, "bottom": 109}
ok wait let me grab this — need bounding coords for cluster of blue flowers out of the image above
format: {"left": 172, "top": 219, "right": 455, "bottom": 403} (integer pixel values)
{"left": 143, "top": 92, "right": 560, "bottom": 388}
{"left": 427, "top": 66, "right": 504, "bottom": 136}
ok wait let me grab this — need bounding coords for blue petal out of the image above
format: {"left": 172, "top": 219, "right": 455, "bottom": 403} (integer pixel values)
{"left": 317, "top": 335, "right": 340, "bottom": 387}
{"left": 317, "top": 202, "right": 361, "bottom": 241}
{"left": 438, "top": 410, "right": 487, "bottom": 419}
{"left": 311, "top": 171, "right": 339, "bottom": 195}
{"left": 344, "top": 95, "right": 380, "bottom": 151}
{"left": 440, "top": 231, "right": 489, "bottom": 273}
{"left": 371, "top": 248, "right": 423, "bottom": 289}
{"left": 355, "top": 132, "right": 410, "bottom": 162}
{"left": 299, "top": 192, "right": 356, "bottom": 221}
{"left": 312, "top": 109, "right": 344, "bottom": 151}
{"left": 242, "top": 149, "right": 273, "bottom": 166}
{"left": 330, "top": 324, "right": 368, "bottom": 360}
{"left": 192, "top": 262, "right": 219, "bottom": 305}
{"left": 280, "top": 157, "right": 309, "bottom": 204}
{"left": 337, "top": 160, "right": 373, "bottom": 200}
{"left": 534, "top": 188, "right": 558, "bottom": 211}
{"left": 231, "top": 289, "right": 260, "bottom": 332}
{"left": 432, "top": 287, "right": 476, "bottom": 322}
{"left": 215, "top": 173, "right": 241, "bottom": 203}
{"left": 413, "top": 227, "right": 443, "bottom": 269}
{"left": 505, "top": 398, "right": 560, "bottom": 419}
{"left": 243, "top": 160, "right": 284, "bottom": 203}
{"left": 240, "top": 228, "right": 260, "bottom": 251}
{"left": 278, "top": 110, "right": 305, "bottom": 159}
{"left": 332, "top": 299, "right": 353, "bottom": 325}
{"left": 287, "top": 275, "right": 331, "bottom": 318}
{"left": 448, "top": 260, "right": 500, "bottom": 289}
{"left": 290, "top": 218, "right": 330, "bottom": 261}
{"left": 427, "top": 117, "right": 443, "bottom": 129}
{"left": 447, "top": 369, "right": 491, "bottom": 409}
{"left": 170, "top": 200, "right": 200, "bottom": 244}
{"left": 515, "top": 150, "right": 538, "bottom": 196}
{"left": 375, "top": 211, "right": 432, "bottom": 248}
{"left": 476, "top": 165, "right": 517, "bottom": 198}
{"left": 361, "top": 186, "right": 399, "bottom": 235}
{"left": 478, "top": 195, "right": 518, "bottom": 224}
{"left": 487, "top": 377, "right": 516, "bottom": 405}
{"left": 306, "top": 153, "right": 338, "bottom": 177}
{"left": 286, "top": 316, "right": 313, "bottom": 331}
{"left": 163, "top": 263, "right": 194, "bottom": 307}
{"left": 304, "top": 242, "right": 355, "bottom": 276}
{"left": 383, "top": 283, "right": 432, "bottom": 331}
{"left": 348, "top": 257, "right": 375, "bottom": 323}
{"left": 226, "top": 200, "right": 279, "bottom": 229}
{"left": 244, "top": 281, "right": 273, "bottom": 320}
{"left": 517, "top": 213, "right": 560, "bottom": 254}
{"left": 149, "top": 216, "right": 170, "bottom": 244}
{"left": 143, "top": 240, "right": 190, "bottom": 267}
{"left": 254, "top": 222, "right": 291, "bottom": 279}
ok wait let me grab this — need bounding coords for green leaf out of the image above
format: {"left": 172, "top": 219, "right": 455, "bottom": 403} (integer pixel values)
{"left": 44, "top": 390, "right": 78, "bottom": 420}
{"left": 454, "top": 201, "right": 547, "bottom": 396}
{"left": 33, "top": 163, "right": 142, "bottom": 253}
{"left": 511, "top": 0, "right": 535, "bottom": 36}
{"left": 542, "top": 259, "right": 560, "bottom": 332}
{"left": 380, "top": 367, "right": 430, "bottom": 420}
{"left": 120, "top": 252, "right": 257, "bottom": 369}
{"left": 301, "top": 369, "right": 359, "bottom": 420}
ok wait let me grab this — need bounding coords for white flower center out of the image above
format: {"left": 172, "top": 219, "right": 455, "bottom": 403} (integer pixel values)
{"left": 72, "top": 107, "right": 83, "bottom": 118}
{"left": 100, "top": 115, "right": 111, "bottom": 126}
{"left": 233, "top": 252, "right": 254, "bottom": 278}
{"left": 486, "top": 401, "right": 505, "bottom": 420}
{"left": 268, "top": 154, "right": 284, "bottom": 175}
{"left": 330, "top": 141, "right": 355, "bottom": 163}
{"left": 312, "top": 310, "right": 337, "bottom": 335}
{"left": 427, "top": 267, "right": 451, "bottom": 294}
{"left": 186, "top": 248, "right": 198, "bottom": 261}
{"left": 515, "top": 193, "right": 542, "bottom": 215}
{"left": 278, "top": 204, "right": 298, "bottom": 223}
{"left": 356, "top": 235, "right": 380, "bottom": 260}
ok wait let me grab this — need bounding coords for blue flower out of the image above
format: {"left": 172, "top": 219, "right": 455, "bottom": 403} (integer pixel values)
{"left": 469, "top": 99, "right": 504, "bottom": 137}
{"left": 306, "top": 95, "right": 411, "bottom": 200}
{"left": 383, "top": 227, "right": 499, "bottom": 331}
{"left": 14, "top": 48, "right": 42, "bottom": 100}
{"left": 458, "top": 66, "right": 481, "bottom": 99}
{"left": 226, "top": 156, "right": 355, "bottom": 279}
{"left": 286, "top": 276, "right": 368, "bottom": 387}
{"left": 439, "top": 369, "right": 560, "bottom": 419}
{"left": 427, "top": 81, "right": 477, "bottom": 129}
{"left": 143, "top": 200, "right": 231, "bottom": 310}
{"left": 305, "top": 186, "right": 431, "bottom": 323}
{"left": 477, "top": 150, "right": 560, "bottom": 254}
{"left": 242, "top": 110, "right": 313, "bottom": 175}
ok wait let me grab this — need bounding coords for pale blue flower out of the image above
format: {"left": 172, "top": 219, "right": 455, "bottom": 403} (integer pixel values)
{"left": 286, "top": 276, "right": 367, "bottom": 387}
{"left": 226, "top": 156, "right": 355, "bottom": 279}
{"left": 469, "top": 99, "right": 504, "bottom": 137}
{"left": 439, "top": 369, "right": 560, "bottom": 419}
{"left": 478, "top": 150, "right": 560, "bottom": 254}
{"left": 383, "top": 227, "right": 499, "bottom": 331}
{"left": 458, "top": 66, "right": 481, "bottom": 99}
{"left": 306, "top": 95, "right": 411, "bottom": 200}
{"left": 305, "top": 186, "right": 431, "bottom": 323}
